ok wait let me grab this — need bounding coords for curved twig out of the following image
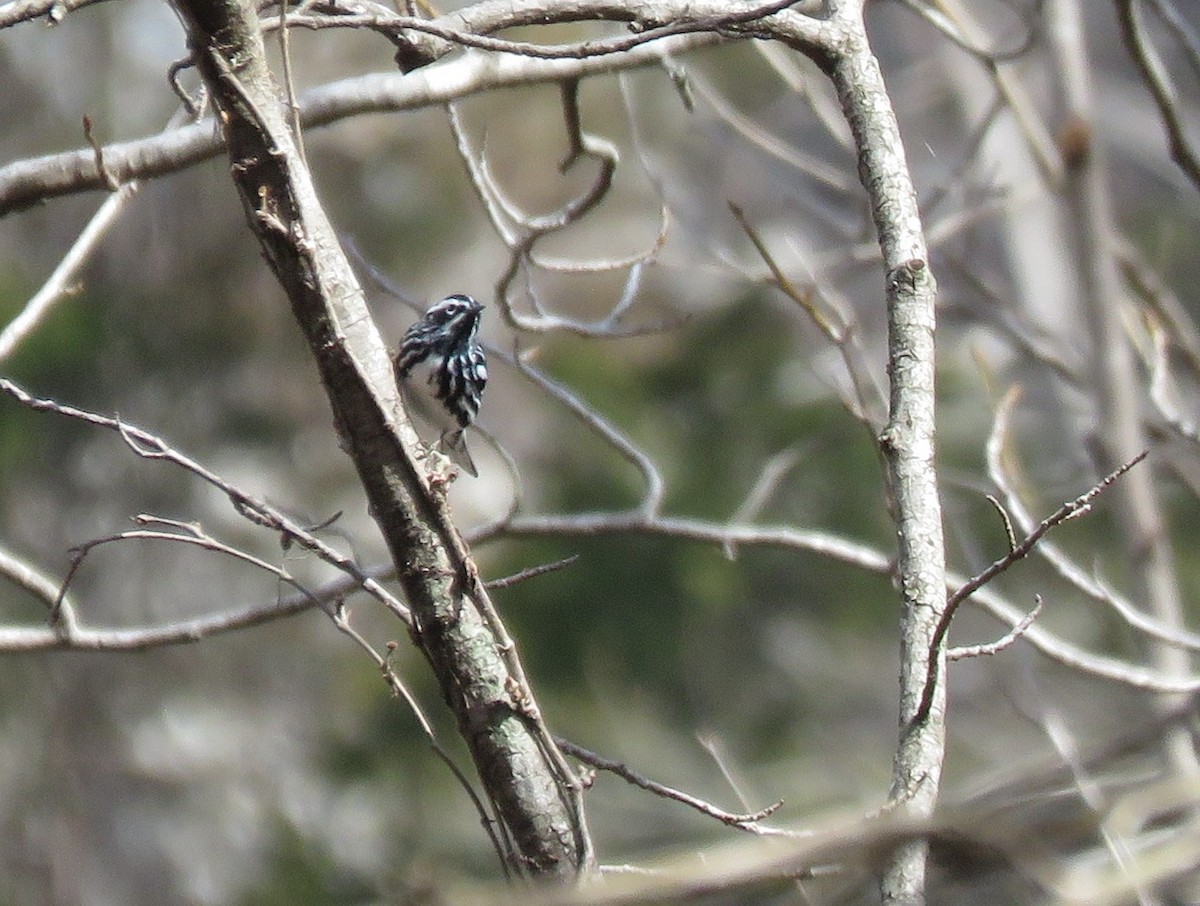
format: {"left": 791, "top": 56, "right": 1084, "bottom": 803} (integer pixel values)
{"left": 0, "top": 377, "right": 412, "bottom": 625}
{"left": 1116, "top": 0, "right": 1200, "bottom": 194}
{"left": 891, "top": 0, "right": 1043, "bottom": 64}
{"left": 557, "top": 738, "right": 788, "bottom": 834}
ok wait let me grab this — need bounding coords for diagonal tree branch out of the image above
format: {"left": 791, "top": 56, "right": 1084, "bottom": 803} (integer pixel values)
{"left": 167, "top": 0, "right": 590, "bottom": 876}
{"left": 1116, "top": 0, "right": 1200, "bottom": 195}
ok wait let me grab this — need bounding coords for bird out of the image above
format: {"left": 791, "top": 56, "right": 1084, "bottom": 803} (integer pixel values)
{"left": 393, "top": 294, "right": 487, "bottom": 476}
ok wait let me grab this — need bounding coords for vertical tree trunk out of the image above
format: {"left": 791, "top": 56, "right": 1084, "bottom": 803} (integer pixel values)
{"left": 826, "top": 5, "right": 947, "bottom": 902}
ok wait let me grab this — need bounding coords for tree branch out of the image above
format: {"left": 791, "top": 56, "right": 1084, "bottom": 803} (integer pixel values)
{"left": 167, "top": 0, "right": 590, "bottom": 875}
{"left": 0, "top": 182, "right": 138, "bottom": 360}
{"left": 0, "top": 33, "right": 712, "bottom": 217}
{"left": 824, "top": 3, "right": 946, "bottom": 900}
{"left": 556, "top": 738, "right": 787, "bottom": 834}
{"left": 1116, "top": 0, "right": 1200, "bottom": 195}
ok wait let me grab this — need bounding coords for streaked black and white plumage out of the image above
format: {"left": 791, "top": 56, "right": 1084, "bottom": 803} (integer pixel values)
{"left": 393, "top": 294, "right": 487, "bottom": 476}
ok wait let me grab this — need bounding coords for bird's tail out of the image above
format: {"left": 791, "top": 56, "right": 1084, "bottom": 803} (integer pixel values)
{"left": 438, "top": 429, "right": 478, "bottom": 477}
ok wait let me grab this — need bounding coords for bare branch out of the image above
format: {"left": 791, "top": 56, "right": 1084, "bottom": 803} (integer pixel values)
{"left": 0, "top": 34, "right": 713, "bottom": 216}
{"left": 0, "top": 548, "right": 407, "bottom": 653}
{"left": 0, "top": 544, "right": 63, "bottom": 610}
{"left": 510, "top": 350, "right": 666, "bottom": 516}
{"left": 0, "top": 587, "right": 319, "bottom": 652}
{"left": 1148, "top": 316, "right": 1200, "bottom": 445}
{"left": 818, "top": 4, "right": 949, "bottom": 899}
{"left": 891, "top": 0, "right": 1042, "bottom": 64}
{"left": 0, "top": 0, "right": 112, "bottom": 28}
{"left": 729, "top": 202, "right": 887, "bottom": 433}
{"left": 81, "top": 114, "right": 121, "bottom": 191}
{"left": 1116, "top": 0, "right": 1200, "bottom": 194}
{"left": 452, "top": 81, "right": 664, "bottom": 338}
{"left": 0, "top": 183, "right": 139, "bottom": 362}
{"left": 982, "top": 493, "right": 1017, "bottom": 554}
{"left": 0, "top": 377, "right": 412, "bottom": 625}
{"left": 987, "top": 399, "right": 1200, "bottom": 656}
{"left": 689, "top": 73, "right": 859, "bottom": 195}
{"left": 947, "top": 595, "right": 1043, "bottom": 662}
{"left": 274, "top": 0, "right": 825, "bottom": 67}
{"left": 556, "top": 738, "right": 787, "bottom": 834}
{"left": 333, "top": 608, "right": 517, "bottom": 875}
{"left": 1145, "top": 0, "right": 1200, "bottom": 84}
{"left": 58, "top": 515, "right": 335, "bottom": 625}
{"left": 0, "top": 543, "right": 80, "bottom": 637}
{"left": 485, "top": 510, "right": 1200, "bottom": 692}
{"left": 950, "top": 443, "right": 1146, "bottom": 612}
{"left": 169, "top": 0, "right": 592, "bottom": 871}
{"left": 1118, "top": 238, "right": 1200, "bottom": 379}
{"left": 724, "top": 449, "right": 802, "bottom": 560}
{"left": 486, "top": 555, "right": 580, "bottom": 591}
{"left": 933, "top": 0, "right": 1064, "bottom": 185}
{"left": 1057, "top": 0, "right": 1197, "bottom": 787}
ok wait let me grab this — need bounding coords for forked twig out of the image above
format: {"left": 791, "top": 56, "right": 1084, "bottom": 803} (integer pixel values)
{"left": 948, "top": 450, "right": 1145, "bottom": 613}
{"left": 912, "top": 389, "right": 1148, "bottom": 726}
{"left": 0, "top": 378, "right": 411, "bottom": 626}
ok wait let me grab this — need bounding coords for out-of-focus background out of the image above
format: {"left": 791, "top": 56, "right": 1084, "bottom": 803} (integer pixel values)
{"left": 3, "top": 1, "right": 1200, "bottom": 902}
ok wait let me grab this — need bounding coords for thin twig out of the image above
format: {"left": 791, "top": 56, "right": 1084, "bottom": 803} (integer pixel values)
{"left": 278, "top": 0, "right": 308, "bottom": 165}
{"left": 447, "top": 77, "right": 679, "bottom": 339}
{"left": 913, "top": 437, "right": 1147, "bottom": 726}
{"left": 987, "top": 389, "right": 1200, "bottom": 653}
{"left": 950, "top": 450, "right": 1146, "bottom": 611}
{"left": 724, "top": 449, "right": 802, "bottom": 560}
{"left": 272, "top": 0, "right": 817, "bottom": 65}
{"left": 511, "top": 350, "right": 666, "bottom": 516}
{"left": 892, "top": 0, "right": 1042, "bottom": 64}
{"left": 0, "top": 183, "right": 139, "bottom": 362}
{"left": 58, "top": 515, "right": 336, "bottom": 623}
{"left": 1116, "top": 0, "right": 1200, "bottom": 194}
{"left": 486, "top": 555, "right": 580, "bottom": 590}
{"left": 1147, "top": 317, "right": 1200, "bottom": 445}
{"left": 983, "top": 493, "right": 1017, "bottom": 553}
{"left": 729, "top": 202, "right": 886, "bottom": 433}
{"left": 0, "top": 553, "right": 400, "bottom": 652}
{"left": 947, "top": 595, "right": 1043, "bottom": 661}
{"left": 82, "top": 114, "right": 120, "bottom": 190}
{"left": 0, "top": 378, "right": 411, "bottom": 626}
{"left": 167, "top": 57, "right": 204, "bottom": 119}
{"left": 1117, "top": 237, "right": 1200, "bottom": 379}
{"left": 340, "top": 612, "right": 515, "bottom": 875}
{"left": 556, "top": 738, "right": 787, "bottom": 833}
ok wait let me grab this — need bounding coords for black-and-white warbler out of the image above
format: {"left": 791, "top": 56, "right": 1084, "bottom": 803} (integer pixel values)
{"left": 393, "top": 293, "right": 487, "bottom": 476}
